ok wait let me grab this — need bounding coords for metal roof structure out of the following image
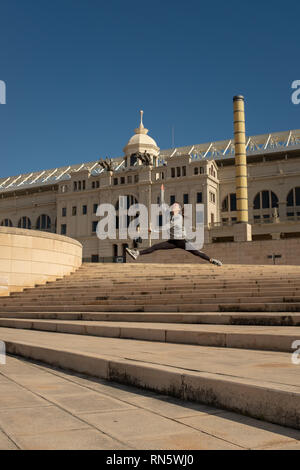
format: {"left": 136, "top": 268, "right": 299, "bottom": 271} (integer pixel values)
{"left": 1, "top": 129, "right": 299, "bottom": 194}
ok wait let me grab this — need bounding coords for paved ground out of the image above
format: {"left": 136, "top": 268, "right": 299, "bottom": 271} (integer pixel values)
{"left": 0, "top": 355, "right": 299, "bottom": 450}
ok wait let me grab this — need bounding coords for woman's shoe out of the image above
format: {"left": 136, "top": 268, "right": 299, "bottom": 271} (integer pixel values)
{"left": 126, "top": 248, "right": 140, "bottom": 260}
{"left": 210, "top": 258, "right": 222, "bottom": 266}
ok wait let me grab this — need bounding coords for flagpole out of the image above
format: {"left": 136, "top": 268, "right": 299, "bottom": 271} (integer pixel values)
{"left": 148, "top": 181, "right": 152, "bottom": 247}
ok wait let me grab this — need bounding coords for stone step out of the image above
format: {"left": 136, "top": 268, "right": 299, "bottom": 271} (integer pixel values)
{"left": 11, "top": 286, "right": 300, "bottom": 296}
{"left": 23, "top": 282, "right": 300, "bottom": 294}
{"left": 2, "top": 296, "right": 300, "bottom": 306}
{"left": 7, "top": 290, "right": 300, "bottom": 302}
{"left": 0, "top": 327, "right": 299, "bottom": 429}
{"left": 0, "top": 317, "right": 299, "bottom": 353}
{"left": 0, "top": 311, "right": 299, "bottom": 325}
{"left": 34, "top": 275, "right": 300, "bottom": 282}
{"left": 1, "top": 302, "right": 300, "bottom": 312}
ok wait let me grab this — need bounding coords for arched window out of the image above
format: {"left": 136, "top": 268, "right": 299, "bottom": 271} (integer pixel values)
{"left": 18, "top": 216, "right": 31, "bottom": 229}
{"left": 0, "top": 219, "right": 13, "bottom": 227}
{"left": 253, "top": 190, "right": 278, "bottom": 210}
{"left": 36, "top": 214, "right": 51, "bottom": 231}
{"left": 286, "top": 187, "right": 300, "bottom": 219}
{"left": 252, "top": 190, "right": 279, "bottom": 223}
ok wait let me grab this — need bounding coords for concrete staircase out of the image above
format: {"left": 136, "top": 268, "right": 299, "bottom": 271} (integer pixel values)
{"left": 0, "top": 263, "right": 299, "bottom": 430}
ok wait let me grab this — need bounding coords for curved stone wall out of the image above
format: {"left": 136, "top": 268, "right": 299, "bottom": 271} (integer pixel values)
{"left": 0, "top": 227, "right": 82, "bottom": 296}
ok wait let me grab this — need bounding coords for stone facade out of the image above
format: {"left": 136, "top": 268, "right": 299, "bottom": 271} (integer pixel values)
{"left": 0, "top": 115, "right": 300, "bottom": 263}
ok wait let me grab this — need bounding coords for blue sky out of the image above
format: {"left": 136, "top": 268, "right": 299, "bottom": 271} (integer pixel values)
{"left": 0, "top": 0, "right": 299, "bottom": 177}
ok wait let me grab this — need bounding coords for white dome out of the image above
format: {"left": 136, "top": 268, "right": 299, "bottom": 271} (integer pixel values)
{"left": 127, "top": 133, "right": 158, "bottom": 147}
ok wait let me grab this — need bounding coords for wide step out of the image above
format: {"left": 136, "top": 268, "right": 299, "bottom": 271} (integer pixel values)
{"left": 0, "top": 317, "right": 299, "bottom": 353}
{"left": 0, "top": 327, "right": 299, "bottom": 430}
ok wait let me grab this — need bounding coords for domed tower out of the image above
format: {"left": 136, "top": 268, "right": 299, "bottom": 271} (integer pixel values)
{"left": 123, "top": 110, "right": 160, "bottom": 168}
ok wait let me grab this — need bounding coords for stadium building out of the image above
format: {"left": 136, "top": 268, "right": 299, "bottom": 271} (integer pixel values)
{"left": 1, "top": 102, "right": 300, "bottom": 263}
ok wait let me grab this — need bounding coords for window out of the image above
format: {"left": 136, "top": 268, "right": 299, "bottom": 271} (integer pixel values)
{"left": 92, "top": 221, "right": 98, "bottom": 233}
{"left": 253, "top": 191, "right": 278, "bottom": 210}
{"left": 170, "top": 195, "right": 176, "bottom": 205}
{"left": 122, "top": 244, "right": 129, "bottom": 259}
{"left": 127, "top": 176, "right": 132, "bottom": 184}
{"left": 200, "top": 167, "right": 204, "bottom": 174}
{"left": 18, "top": 217, "right": 31, "bottom": 229}
{"left": 230, "top": 193, "right": 236, "bottom": 211}
{"left": 1, "top": 219, "right": 13, "bottom": 227}
{"left": 82, "top": 180, "right": 86, "bottom": 190}
{"left": 92, "top": 182, "right": 95, "bottom": 189}
{"left": 120, "top": 177, "right": 125, "bottom": 184}
{"left": 194, "top": 167, "right": 199, "bottom": 175}
{"left": 113, "top": 244, "right": 118, "bottom": 258}
{"left": 78, "top": 181, "right": 82, "bottom": 190}
{"left": 171, "top": 168, "right": 175, "bottom": 178}
{"left": 73, "top": 181, "right": 77, "bottom": 191}
{"left": 82, "top": 205, "right": 87, "bottom": 215}
{"left": 222, "top": 197, "right": 228, "bottom": 212}
{"left": 182, "top": 166, "right": 186, "bottom": 176}
{"left": 253, "top": 193, "right": 260, "bottom": 210}
{"left": 262, "top": 190, "right": 270, "bottom": 209}
{"left": 62, "top": 207, "right": 67, "bottom": 217}
{"left": 114, "top": 178, "right": 118, "bottom": 185}
{"left": 36, "top": 214, "right": 51, "bottom": 231}
{"left": 72, "top": 206, "right": 77, "bottom": 216}
{"left": 287, "top": 187, "right": 300, "bottom": 207}
{"left": 209, "top": 166, "right": 216, "bottom": 177}
{"left": 61, "top": 224, "right": 67, "bottom": 235}
{"left": 91, "top": 254, "right": 99, "bottom": 263}
{"left": 176, "top": 167, "right": 181, "bottom": 177}
{"left": 183, "top": 194, "right": 189, "bottom": 204}
{"left": 93, "top": 203, "right": 98, "bottom": 214}
{"left": 197, "top": 192, "right": 202, "bottom": 203}
{"left": 209, "top": 192, "right": 216, "bottom": 204}
{"left": 134, "top": 174, "right": 139, "bottom": 183}
{"left": 222, "top": 193, "right": 236, "bottom": 212}
{"left": 130, "top": 154, "right": 137, "bottom": 166}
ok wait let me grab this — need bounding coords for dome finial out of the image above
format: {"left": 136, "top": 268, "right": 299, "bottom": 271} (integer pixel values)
{"left": 140, "top": 110, "right": 144, "bottom": 128}
{"left": 134, "top": 109, "right": 148, "bottom": 135}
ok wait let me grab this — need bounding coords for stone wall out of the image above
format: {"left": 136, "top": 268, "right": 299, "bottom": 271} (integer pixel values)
{"left": 126, "top": 237, "right": 300, "bottom": 265}
{"left": 0, "top": 227, "right": 82, "bottom": 296}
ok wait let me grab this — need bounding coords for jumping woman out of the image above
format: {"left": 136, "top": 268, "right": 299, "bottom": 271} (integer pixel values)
{"left": 126, "top": 202, "right": 222, "bottom": 266}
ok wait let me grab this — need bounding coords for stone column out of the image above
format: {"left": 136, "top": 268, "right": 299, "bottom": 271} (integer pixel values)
{"left": 233, "top": 95, "right": 252, "bottom": 242}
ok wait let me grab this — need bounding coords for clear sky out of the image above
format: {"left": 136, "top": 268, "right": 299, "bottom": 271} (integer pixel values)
{"left": 0, "top": 0, "right": 299, "bottom": 177}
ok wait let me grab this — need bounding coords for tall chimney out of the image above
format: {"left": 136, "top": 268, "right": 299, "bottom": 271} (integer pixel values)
{"left": 233, "top": 95, "right": 249, "bottom": 223}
